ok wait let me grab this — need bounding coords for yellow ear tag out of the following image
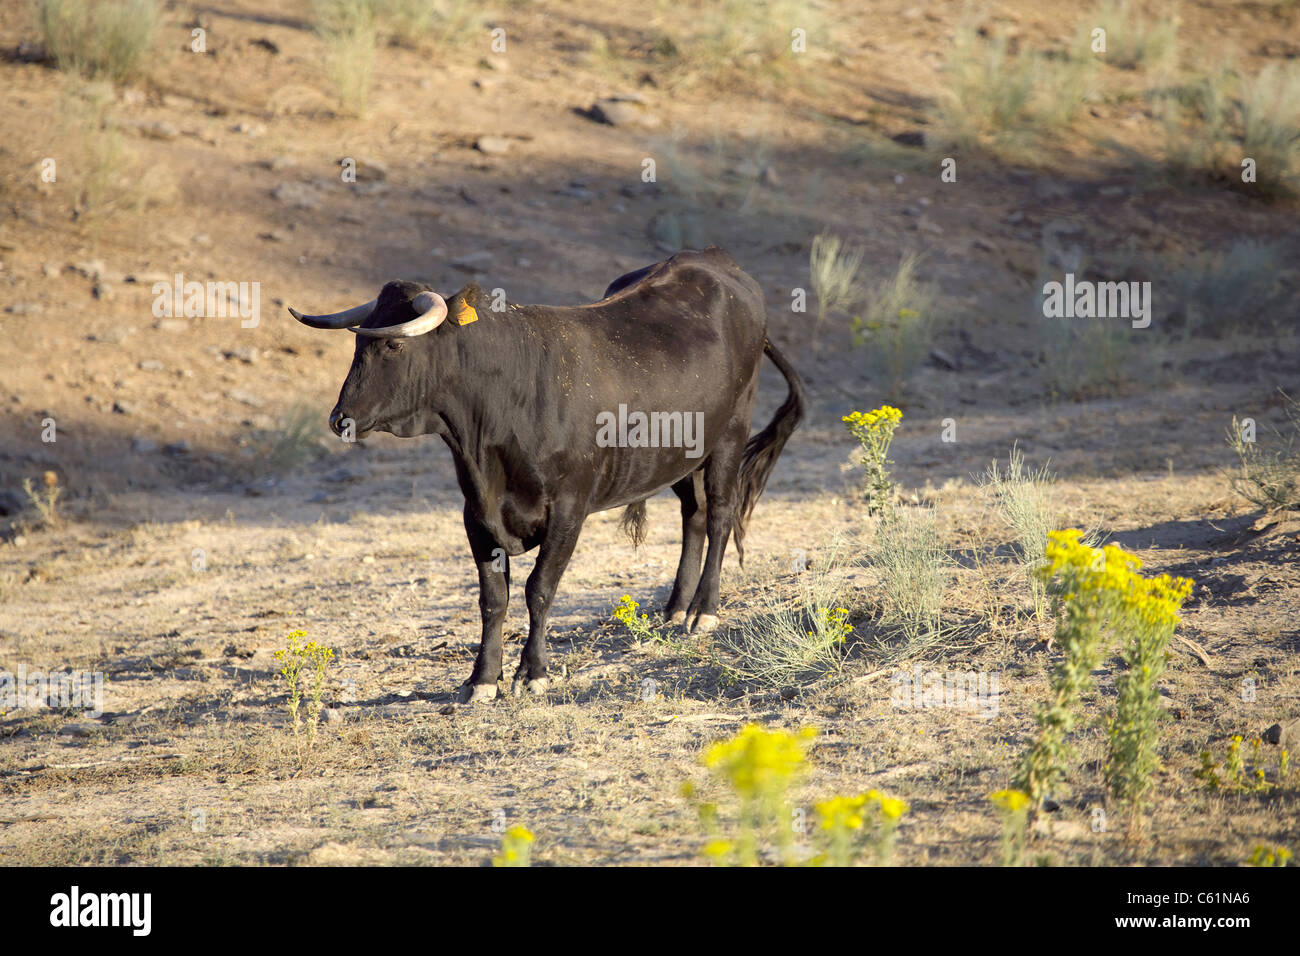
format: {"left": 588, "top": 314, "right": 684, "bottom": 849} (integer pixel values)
{"left": 453, "top": 301, "right": 479, "bottom": 325}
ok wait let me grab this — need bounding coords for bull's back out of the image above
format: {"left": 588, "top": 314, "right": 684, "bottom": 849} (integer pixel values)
{"left": 574, "top": 252, "right": 768, "bottom": 507}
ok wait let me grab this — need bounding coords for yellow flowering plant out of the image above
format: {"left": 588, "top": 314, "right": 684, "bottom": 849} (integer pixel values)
{"left": 698, "top": 723, "right": 817, "bottom": 866}
{"left": 1015, "top": 530, "right": 1193, "bottom": 833}
{"left": 815, "top": 790, "right": 909, "bottom": 866}
{"left": 989, "top": 789, "right": 1031, "bottom": 866}
{"left": 1196, "top": 736, "right": 1289, "bottom": 793}
{"left": 493, "top": 825, "right": 535, "bottom": 867}
{"left": 1248, "top": 844, "right": 1293, "bottom": 867}
{"left": 809, "top": 606, "right": 853, "bottom": 643}
{"left": 613, "top": 595, "right": 664, "bottom": 644}
{"left": 843, "top": 405, "right": 902, "bottom": 516}
{"left": 274, "top": 630, "right": 335, "bottom": 747}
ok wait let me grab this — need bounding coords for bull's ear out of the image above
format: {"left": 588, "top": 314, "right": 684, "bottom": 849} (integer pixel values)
{"left": 448, "top": 282, "right": 483, "bottom": 326}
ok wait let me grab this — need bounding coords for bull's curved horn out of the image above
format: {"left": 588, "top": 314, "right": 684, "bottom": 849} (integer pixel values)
{"left": 288, "top": 298, "right": 377, "bottom": 330}
{"left": 350, "top": 291, "right": 448, "bottom": 339}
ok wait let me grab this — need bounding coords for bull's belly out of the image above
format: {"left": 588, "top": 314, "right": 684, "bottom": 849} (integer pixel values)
{"left": 586, "top": 444, "right": 708, "bottom": 513}
{"left": 589, "top": 475, "right": 686, "bottom": 514}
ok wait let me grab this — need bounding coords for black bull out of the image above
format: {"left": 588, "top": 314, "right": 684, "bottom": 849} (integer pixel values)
{"left": 289, "top": 247, "right": 805, "bottom": 702}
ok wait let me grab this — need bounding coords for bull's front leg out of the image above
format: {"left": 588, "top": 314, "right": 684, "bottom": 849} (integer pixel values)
{"left": 512, "top": 508, "right": 584, "bottom": 697}
{"left": 461, "top": 511, "right": 509, "bottom": 703}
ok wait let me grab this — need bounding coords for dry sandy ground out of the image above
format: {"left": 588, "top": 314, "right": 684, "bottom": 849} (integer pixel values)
{"left": 0, "top": 0, "right": 1298, "bottom": 864}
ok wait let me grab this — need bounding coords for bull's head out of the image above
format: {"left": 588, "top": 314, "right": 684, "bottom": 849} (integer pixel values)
{"left": 289, "top": 280, "right": 472, "bottom": 439}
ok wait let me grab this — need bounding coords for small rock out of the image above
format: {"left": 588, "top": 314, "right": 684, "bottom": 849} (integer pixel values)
{"left": 230, "top": 121, "right": 265, "bottom": 137}
{"left": 271, "top": 181, "right": 321, "bottom": 208}
{"left": 112, "top": 400, "right": 135, "bottom": 415}
{"left": 323, "top": 707, "right": 344, "bottom": 724}
{"left": 473, "top": 76, "right": 504, "bottom": 91}
{"left": 929, "top": 348, "right": 959, "bottom": 371}
{"left": 130, "top": 436, "right": 158, "bottom": 453}
{"left": 42, "top": 262, "right": 60, "bottom": 278}
{"left": 891, "top": 129, "right": 927, "bottom": 148}
{"left": 5, "top": 302, "right": 42, "bottom": 315}
{"left": 227, "top": 389, "right": 263, "bottom": 408}
{"left": 138, "top": 120, "right": 179, "bottom": 141}
{"left": 14, "top": 41, "right": 44, "bottom": 63}
{"left": 1264, "top": 719, "right": 1300, "bottom": 750}
{"left": 156, "top": 319, "right": 188, "bottom": 333}
{"left": 451, "top": 250, "right": 494, "bottom": 272}
{"left": 223, "top": 347, "right": 258, "bottom": 364}
{"left": 915, "top": 215, "right": 943, "bottom": 235}
{"left": 474, "top": 135, "right": 511, "bottom": 155}
{"left": 72, "top": 259, "right": 109, "bottom": 280}
{"left": 258, "top": 229, "right": 293, "bottom": 242}
{"left": 163, "top": 440, "right": 190, "bottom": 455}
{"left": 584, "top": 96, "right": 660, "bottom": 129}
{"left": 92, "top": 282, "right": 115, "bottom": 301}
{"left": 139, "top": 359, "right": 164, "bottom": 371}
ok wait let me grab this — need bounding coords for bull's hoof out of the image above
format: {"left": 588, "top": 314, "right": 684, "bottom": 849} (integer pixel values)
{"left": 459, "top": 683, "right": 499, "bottom": 704}
{"left": 688, "top": 612, "right": 720, "bottom": 635}
{"left": 666, "top": 610, "right": 687, "bottom": 628}
{"left": 511, "top": 676, "right": 550, "bottom": 698}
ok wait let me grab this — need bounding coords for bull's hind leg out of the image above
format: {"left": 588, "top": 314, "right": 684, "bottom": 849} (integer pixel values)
{"left": 664, "top": 471, "right": 706, "bottom": 627}
{"left": 685, "top": 423, "right": 747, "bottom": 634}
{"left": 461, "top": 511, "right": 509, "bottom": 704}
{"left": 512, "top": 508, "right": 584, "bottom": 697}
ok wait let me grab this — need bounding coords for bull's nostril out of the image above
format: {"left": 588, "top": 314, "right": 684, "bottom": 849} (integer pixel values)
{"left": 329, "top": 411, "right": 344, "bottom": 434}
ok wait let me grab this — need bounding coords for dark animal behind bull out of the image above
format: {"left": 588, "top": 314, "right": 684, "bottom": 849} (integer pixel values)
{"left": 289, "top": 247, "right": 804, "bottom": 703}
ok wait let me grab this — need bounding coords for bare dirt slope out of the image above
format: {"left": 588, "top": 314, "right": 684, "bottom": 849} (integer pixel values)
{"left": 0, "top": 1, "right": 1297, "bottom": 865}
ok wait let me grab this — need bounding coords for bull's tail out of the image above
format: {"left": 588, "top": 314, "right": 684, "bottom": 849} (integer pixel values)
{"left": 620, "top": 499, "right": 648, "bottom": 547}
{"left": 733, "top": 338, "right": 805, "bottom": 566}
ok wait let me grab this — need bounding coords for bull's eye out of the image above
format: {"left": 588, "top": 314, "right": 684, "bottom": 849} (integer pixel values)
{"left": 385, "top": 339, "right": 404, "bottom": 352}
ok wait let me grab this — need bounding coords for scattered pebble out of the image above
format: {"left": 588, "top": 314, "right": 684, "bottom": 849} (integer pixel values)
{"left": 474, "top": 136, "right": 511, "bottom": 156}
{"left": 271, "top": 181, "right": 321, "bottom": 208}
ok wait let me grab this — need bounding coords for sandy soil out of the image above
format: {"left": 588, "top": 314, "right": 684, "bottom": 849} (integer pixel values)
{"left": 0, "top": 0, "right": 1297, "bottom": 865}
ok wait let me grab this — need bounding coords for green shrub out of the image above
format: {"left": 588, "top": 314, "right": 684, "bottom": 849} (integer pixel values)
{"left": 851, "top": 253, "right": 937, "bottom": 399}
{"left": 867, "top": 509, "right": 951, "bottom": 650}
{"left": 314, "top": 0, "right": 379, "bottom": 115}
{"left": 35, "top": 0, "right": 162, "bottom": 84}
